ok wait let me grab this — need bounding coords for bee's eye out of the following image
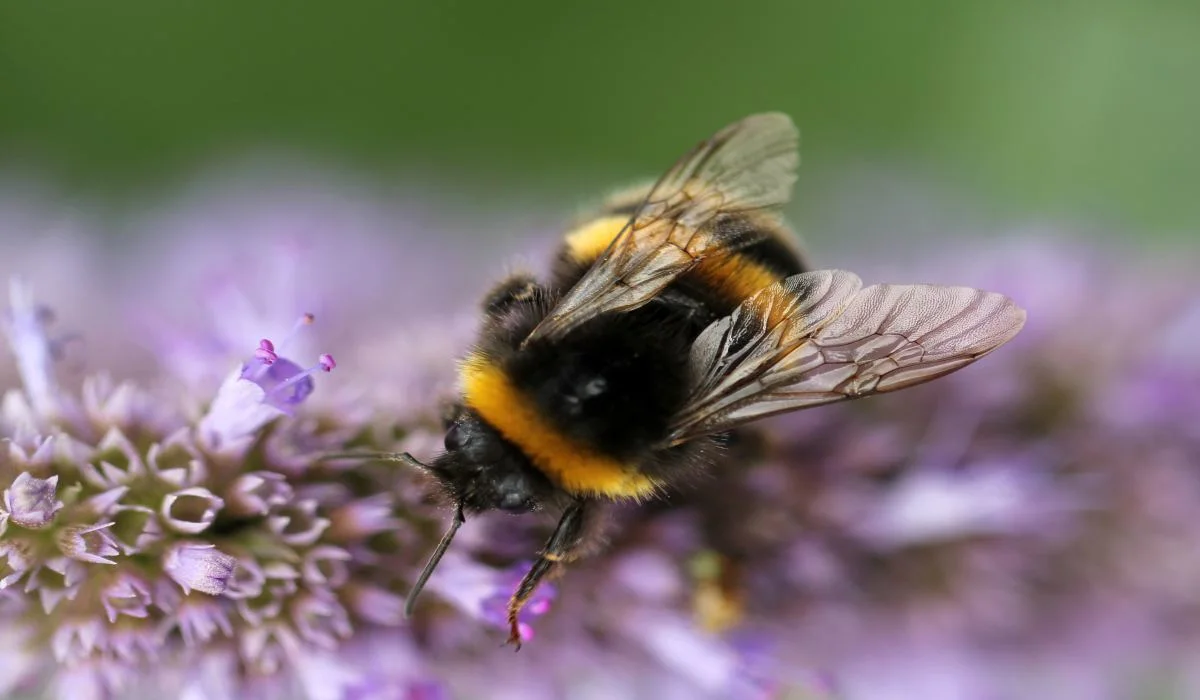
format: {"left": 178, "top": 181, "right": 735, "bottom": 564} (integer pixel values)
{"left": 444, "top": 423, "right": 463, "bottom": 452}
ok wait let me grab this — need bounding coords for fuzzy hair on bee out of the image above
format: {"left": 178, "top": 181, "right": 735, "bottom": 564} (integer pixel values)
{"left": 396, "top": 112, "right": 1027, "bottom": 648}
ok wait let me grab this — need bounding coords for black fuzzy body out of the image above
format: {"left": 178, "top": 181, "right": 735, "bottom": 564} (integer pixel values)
{"left": 430, "top": 203, "right": 805, "bottom": 510}
{"left": 470, "top": 281, "right": 718, "bottom": 487}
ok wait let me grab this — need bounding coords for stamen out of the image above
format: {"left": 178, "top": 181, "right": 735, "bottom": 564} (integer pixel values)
{"left": 264, "top": 354, "right": 338, "bottom": 398}
{"left": 275, "top": 313, "right": 316, "bottom": 353}
{"left": 247, "top": 313, "right": 315, "bottom": 380}
{"left": 203, "top": 318, "right": 337, "bottom": 445}
{"left": 254, "top": 339, "right": 278, "bottom": 365}
{"left": 248, "top": 339, "right": 279, "bottom": 382}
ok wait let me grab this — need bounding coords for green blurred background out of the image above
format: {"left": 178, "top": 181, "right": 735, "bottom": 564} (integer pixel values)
{"left": 2, "top": 0, "right": 1198, "bottom": 243}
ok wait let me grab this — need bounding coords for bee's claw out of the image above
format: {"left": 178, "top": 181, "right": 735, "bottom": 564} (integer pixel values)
{"left": 505, "top": 617, "right": 524, "bottom": 651}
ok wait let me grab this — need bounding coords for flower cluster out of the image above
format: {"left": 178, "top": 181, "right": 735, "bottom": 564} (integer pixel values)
{"left": 0, "top": 276, "right": 480, "bottom": 699}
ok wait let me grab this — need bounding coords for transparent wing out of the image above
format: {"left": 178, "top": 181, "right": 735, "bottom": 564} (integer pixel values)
{"left": 665, "top": 271, "right": 1027, "bottom": 444}
{"left": 524, "top": 112, "right": 799, "bottom": 344}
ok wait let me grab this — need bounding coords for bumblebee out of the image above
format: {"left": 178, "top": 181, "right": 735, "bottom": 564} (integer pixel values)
{"left": 401, "top": 113, "right": 1026, "bottom": 647}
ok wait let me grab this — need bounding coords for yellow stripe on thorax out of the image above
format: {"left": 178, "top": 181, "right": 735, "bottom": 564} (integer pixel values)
{"left": 460, "top": 354, "right": 660, "bottom": 500}
{"left": 563, "top": 215, "right": 630, "bottom": 264}
{"left": 563, "top": 216, "right": 782, "bottom": 307}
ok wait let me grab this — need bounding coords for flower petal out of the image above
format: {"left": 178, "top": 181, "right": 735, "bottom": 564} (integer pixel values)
{"left": 164, "top": 543, "right": 237, "bottom": 596}
{"left": 56, "top": 522, "right": 120, "bottom": 565}
{"left": 3, "top": 472, "right": 63, "bottom": 529}
{"left": 161, "top": 487, "right": 225, "bottom": 535}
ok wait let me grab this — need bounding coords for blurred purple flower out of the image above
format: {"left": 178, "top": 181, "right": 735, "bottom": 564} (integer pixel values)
{"left": 0, "top": 174, "right": 1195, "bottom": 700}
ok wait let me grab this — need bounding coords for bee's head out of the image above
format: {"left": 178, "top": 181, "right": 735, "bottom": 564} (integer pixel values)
{"left": 403, "top": 408, "right": 550, "bottom": 618}
{"left": 426, "top": 409, "right": 548, "bottom": 515}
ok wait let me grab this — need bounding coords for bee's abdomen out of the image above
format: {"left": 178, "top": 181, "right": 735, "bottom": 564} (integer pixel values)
{"left": 680, "top": 212, "right": 806, "bottom": 313}
{"left": 553, "top": 211, "right": 806, "bottom": 314}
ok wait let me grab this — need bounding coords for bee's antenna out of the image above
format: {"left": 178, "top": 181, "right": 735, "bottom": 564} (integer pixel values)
{"left": 395, "top": 452, "right": 433, "bottom": 470}
{"left": 404, "top": 501, "right": 465, "bottom": 618}
{"left": 321, "top": 451, "right": 431, "bottom": 471}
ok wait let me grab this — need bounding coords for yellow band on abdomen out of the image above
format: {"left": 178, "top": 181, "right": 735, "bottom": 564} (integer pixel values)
{"left": 460, "top": 355, "right": 661, "bottom": 500}
{"left": 563, "top": 215, "right": 782, "bottom": 307}
{"left": 691, "top": 254, "right": 781, "bottom": 308}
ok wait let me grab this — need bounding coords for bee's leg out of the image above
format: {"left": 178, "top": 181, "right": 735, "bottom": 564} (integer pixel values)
{"left": 505, "top": 498, "right": 588, "bottom": 649}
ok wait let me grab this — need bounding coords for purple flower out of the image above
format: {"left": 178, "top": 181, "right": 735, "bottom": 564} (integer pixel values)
{"left": 56, "top": 522, "right": 120, "bottom": 565}
{"left": 164, "top": 542, "right": 238, "bottom": 595}
{"left": 199, "top": 325, "right": 337, "bottom": 450}
{"left": 3, "top": 472, "right": 63, "bottom": 529}
{"left": 99, "top": 572, "right": 153, "bottom": 622}
{"left": 0, "top": 264, "right": 387, "bottom": 698}
{"left": 161, "top": 486, "right": 225, "bottom": 534}
{"left": 328, "top": 494, "right": 400, "bottom": 542}
{"left": 0, "top": 183, "right": 472, "bottom": 699}
{"left": 171, "top": 597, "right": 234, "bottom": 647}
{"left": 224, "top": 471, "right": 293, "bottom": 517}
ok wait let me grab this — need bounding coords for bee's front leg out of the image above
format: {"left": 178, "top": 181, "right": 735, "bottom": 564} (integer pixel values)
{"left": 505, "top": 498, "right": 589, "bottom": 649}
